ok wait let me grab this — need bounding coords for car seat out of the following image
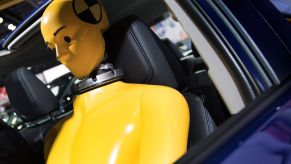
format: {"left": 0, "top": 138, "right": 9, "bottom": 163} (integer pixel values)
{"left": 104, "top": 16, "right": 216, "bottom": 145}
{"left": 4, "top": 67, "right": 60, "bottom": 161}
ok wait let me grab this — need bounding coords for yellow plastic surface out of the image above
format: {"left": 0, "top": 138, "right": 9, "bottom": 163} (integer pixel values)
{"left": 41, "top": 0, "right": 109, "bottom": 79}
{"left": 46, "top": 81, "right": 189, "bottom": 164}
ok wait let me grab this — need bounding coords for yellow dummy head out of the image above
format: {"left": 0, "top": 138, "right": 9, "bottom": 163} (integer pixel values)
{"left": 41, "top": 0, "right": 109, "bottom": 79}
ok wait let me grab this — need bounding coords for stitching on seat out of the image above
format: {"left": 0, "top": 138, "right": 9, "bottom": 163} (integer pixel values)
{"left": 203, "top": 106, "right": 213, "bottom": 134}
{"left": 128, "top": 21, "right": 154, "bottom": 83}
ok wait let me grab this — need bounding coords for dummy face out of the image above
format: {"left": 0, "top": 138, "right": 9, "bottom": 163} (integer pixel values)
{"left": 51, "top": 25, "right": 105, "bottom": 79}
{"left": 41, "top": 0, "right": 109, "bottom": 80}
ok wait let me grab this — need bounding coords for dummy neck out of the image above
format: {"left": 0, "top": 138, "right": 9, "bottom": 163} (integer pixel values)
{"left": 73, "top": 63, "right": 123, "bottom": 94}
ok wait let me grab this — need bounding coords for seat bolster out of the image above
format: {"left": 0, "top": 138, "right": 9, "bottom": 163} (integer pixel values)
{"left": 183, "top": 92, "right": 216, "bottom": 145}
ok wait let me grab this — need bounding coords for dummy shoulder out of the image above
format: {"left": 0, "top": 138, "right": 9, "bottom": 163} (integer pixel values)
{"left": 140, "top": 85, "right": 189, "bottom": 113}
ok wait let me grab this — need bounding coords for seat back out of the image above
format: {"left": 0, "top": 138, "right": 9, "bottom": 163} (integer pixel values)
{"left": 4, "top": 67, "right": 60, "bottom": 156}
{"left": 104, "top": 16, "right": 215, "bottom": 145}
{"left": 104, "top": 16, "right": 187, "bottom": 90}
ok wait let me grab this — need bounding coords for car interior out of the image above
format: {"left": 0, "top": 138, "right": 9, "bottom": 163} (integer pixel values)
{"left": 0, "top": 0, "right": 232, "bottom": 163}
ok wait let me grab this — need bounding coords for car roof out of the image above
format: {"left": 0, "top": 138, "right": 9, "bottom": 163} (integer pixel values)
{"left": 1, "top": 0, "right": 168, "bottom": 49}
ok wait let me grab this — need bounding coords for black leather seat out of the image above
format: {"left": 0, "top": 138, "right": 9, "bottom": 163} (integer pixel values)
{"left": 4, "top": 67, "right": 60, "bottom": 161}
{"left": 104, "top": 16, "right": 216, "bottom": 145}
{"left": 5, "top": 68, "right": 59, "bottom": 122}
{"left": 105, "top": 17, "right": 186, "bottom": 90}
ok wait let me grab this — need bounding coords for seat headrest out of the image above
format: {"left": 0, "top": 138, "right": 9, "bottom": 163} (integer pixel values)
{"left": 104, "top": 16, "right": 187, "bottom": 90}
{"left": 4, "top": 68, "right": 59, "bottom": 121}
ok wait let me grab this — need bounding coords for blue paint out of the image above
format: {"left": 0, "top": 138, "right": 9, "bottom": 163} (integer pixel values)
{"left": 205, "top": 89, "right": 291, "bottom": 163}
{"left": 222, "top": 0, "right": 291, "bottom": 84}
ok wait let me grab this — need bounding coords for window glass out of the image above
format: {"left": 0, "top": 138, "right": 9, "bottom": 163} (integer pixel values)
{"left": 150, "top": 15, "right": 193, "bottom": 56}
{"left": 0, "top": 87, "right": 22, "bottom": 129}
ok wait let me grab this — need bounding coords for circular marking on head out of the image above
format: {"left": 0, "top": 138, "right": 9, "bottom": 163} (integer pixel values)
{"left": 72, "top": 0, "right": 102, "bottom": 24}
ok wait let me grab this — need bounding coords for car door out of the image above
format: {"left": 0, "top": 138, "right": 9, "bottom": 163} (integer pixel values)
{"left": 165, "top": 0, "right": 291, "bottom": 114}
{"left": 177, "top": 76, "right": 291, "bottom": 163}
{"left": 165, "top": 0, "right": 291, "bottom": 163}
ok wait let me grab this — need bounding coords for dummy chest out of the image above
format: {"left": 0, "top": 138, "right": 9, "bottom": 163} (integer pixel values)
{"left": 47, "top": 84, "right": 144, "bottom": 164}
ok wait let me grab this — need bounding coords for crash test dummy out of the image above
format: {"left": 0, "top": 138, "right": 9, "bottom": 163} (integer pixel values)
{"left": 41, "top": 0, "right": 189, "bottom": 163}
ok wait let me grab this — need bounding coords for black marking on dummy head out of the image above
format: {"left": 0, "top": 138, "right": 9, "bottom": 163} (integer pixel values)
{"left": 72, "top": 0, "right": 102, "bottom": 24}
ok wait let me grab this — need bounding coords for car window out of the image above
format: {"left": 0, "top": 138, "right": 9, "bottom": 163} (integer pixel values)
{"left": 0, "top": 86, "right": 22, "bottom": 129}
{"left": 150, "top": 15, "right": 192, "bottom": 56}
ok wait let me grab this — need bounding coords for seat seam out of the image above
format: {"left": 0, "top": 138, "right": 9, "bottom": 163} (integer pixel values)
{"left": 128, "top": 22, "right": 154, "bottom": 83}
{"left": 203, "top": 105, "right": 213, "bottom": 134}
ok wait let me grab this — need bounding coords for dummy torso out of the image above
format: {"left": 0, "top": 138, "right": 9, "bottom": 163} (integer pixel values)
{"left": 45, "top": 81, "right": 189, "bottom": 164}
{"left": 40, "top": 0, "right": 189, "bottom": 163}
